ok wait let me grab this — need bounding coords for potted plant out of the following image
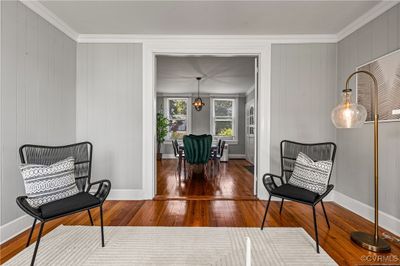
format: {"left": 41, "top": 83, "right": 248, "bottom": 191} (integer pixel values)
{"left": 156, "top": 112, "right": 169, "bottom": 161}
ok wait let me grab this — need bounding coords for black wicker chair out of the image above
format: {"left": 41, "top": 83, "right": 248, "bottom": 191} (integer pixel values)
{"left": 17, "top": 142, "right": 111, "bottom": 266}
{"left": 260, "top": 140, "right": 336, "bottom": 253}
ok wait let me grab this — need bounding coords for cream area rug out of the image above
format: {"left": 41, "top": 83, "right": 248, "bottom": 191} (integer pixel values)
{"left": 5, "top": 226, "right": 337, "bottom": 265}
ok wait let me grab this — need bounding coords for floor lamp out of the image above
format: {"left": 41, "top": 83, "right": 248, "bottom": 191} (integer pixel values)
{"left": 331, "top": 70, "right": 391, "bottom": 252}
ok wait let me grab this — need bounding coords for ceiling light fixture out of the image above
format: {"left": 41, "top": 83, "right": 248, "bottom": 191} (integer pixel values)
{"left": 192, "top": 77, "right": 205, "bottom": 111}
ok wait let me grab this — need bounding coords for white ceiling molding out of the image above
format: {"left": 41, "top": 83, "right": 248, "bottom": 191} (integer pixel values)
{"left": 19, "top": 0, "right": 400, "bottom": 44}
{"left": 19, "top": 0, "right": 79, "bottom": 41}
{"left": 77, "top": 34, "right": 338, "bottom": 44}
{"left": 336, "top": 1, "right": 400, "bottom": 42}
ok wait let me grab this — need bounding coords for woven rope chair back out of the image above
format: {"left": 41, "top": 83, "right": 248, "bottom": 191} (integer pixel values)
{"left": 19, "top": 142, "right": 92, "bottom": 192}
{"left": 280, "top": 140, "right": 336, "bottom": 183}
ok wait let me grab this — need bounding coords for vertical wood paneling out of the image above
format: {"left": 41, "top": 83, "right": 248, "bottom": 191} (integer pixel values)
{"left": 0, "top": 0, "right": 2, "bottom": 226}
{"left": 270, "top": 44, "right": 337, "bottom": 177}
{"left": 371, "top": 9, "right": 389, "bottom": 59}
{"left": 76, "top": 43, "right": 143, "bottom": 190}
{"left": 337, "top": 3, "right": 400, "bottom": 219}
{"left": 0, "top": 0, "right": 2, "bottom": 227}
{"left": 387, "top": 6, "right": 398, "bottom": 52}
{"left": 1, "top": 1, "right": 76, "bottom": 225}
{"left": 1, "top": 0, "right": 19, "bottom": 227}
{"left": 398, "top": 4, "right": 400, "bottom": 46}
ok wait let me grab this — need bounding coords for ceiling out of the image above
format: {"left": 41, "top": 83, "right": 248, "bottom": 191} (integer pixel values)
{"left": 156, "top": 56, "right": 255, "bottom": 94}
{"left": 39, "top": 1, "right": 381, "bottom": 35}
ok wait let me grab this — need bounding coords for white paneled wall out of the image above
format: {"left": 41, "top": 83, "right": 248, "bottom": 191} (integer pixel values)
{"left": 76, "top": 43, "right": 143, "bottom": 190}
{"left": 1, "top": 1, "right": 76, "bottom": 225}
{"left": 337, "top": 4, "right": 400, "bottom": 219}
{"left": 270, "top": 44, "right": 337, "bottom": 179}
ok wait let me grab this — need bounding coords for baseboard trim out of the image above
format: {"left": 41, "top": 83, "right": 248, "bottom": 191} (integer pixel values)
{"left": 228, "top": 154, "right": 247, "bottom": 159}
{"left": 322, "top": 192, "right": 335, "bottom": 202}
{"left": 0, "top": 214, "right": 32, "bottom": 244}
{"left": 108, "top": 189, "right": 149, "bottom": 200}
{"left": 333, "top": 191, "right": 400, "bottom": 236}
{"left": 161, "top": 154, "right": 177, "bottom": 159}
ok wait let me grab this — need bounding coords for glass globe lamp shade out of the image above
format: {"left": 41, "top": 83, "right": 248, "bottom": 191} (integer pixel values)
{"left": 331, "top": 90, "right": 367, "bottom": 128}
{"left": 192, "top": 97, "right": 205, "bottom": 111}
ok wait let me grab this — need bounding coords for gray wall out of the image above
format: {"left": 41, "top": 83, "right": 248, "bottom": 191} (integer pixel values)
{"left": 231, "top": 97, "right": 246, "bottom": 154}
{"left": 156, "top": 95, "right": 246, "bottom": 155}
{"left": 76, "top": 43, "right": 143, "bottom": 190}
{"left": 336, "top": 4, "right": 400, "bottom": 219}
{"left": 246, "top": 89, "right": 255, "bottom": 103}
{"left": 1, "top": 1, "right": 76, "bottom": 225}
{"left": 191, "top": 97, "right": 211, "bottom": 135}
{"left": 270, "top": 44, "right": 338, "bottom": 180}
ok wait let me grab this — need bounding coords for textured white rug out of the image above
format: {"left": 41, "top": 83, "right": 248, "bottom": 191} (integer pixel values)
{"left": 5, "top": 226, "right": 337, "bottom": 265}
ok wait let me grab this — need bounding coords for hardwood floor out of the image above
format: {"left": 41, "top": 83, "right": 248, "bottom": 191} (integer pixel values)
{"left": 1, "top": 200, "right": 399, "bottom": 265}
{"left": 156, "top": 159, "right": 255, "bottom": 199}
{"left": 1, "top": 161, "right": 399, "bottom": 265}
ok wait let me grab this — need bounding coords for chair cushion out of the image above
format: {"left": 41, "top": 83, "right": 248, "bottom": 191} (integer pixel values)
{"left": 288, "top": 152, "right": 332, "bottom": 195}
{"left": 20, "top": 157, "right": 79, "bottom": 208}
{"left": 272, "top": 184, "right": 319, "bottom": 203}
{"left": 40, "top": 192, "right": 100, "bottom": 219}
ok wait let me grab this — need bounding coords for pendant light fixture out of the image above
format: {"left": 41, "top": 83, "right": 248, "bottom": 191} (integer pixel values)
{"left": 192, "top": 77, "right": 205, "bottom": 111}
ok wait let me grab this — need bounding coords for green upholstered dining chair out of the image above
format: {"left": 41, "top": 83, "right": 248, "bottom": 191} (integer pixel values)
{"left": 183, "top": 134, "right": 212, "bottom": 177}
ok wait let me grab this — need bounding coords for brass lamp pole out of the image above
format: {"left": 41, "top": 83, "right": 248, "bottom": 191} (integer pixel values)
{"left": 331, "top": 70, "right": 391, "bottom": 252}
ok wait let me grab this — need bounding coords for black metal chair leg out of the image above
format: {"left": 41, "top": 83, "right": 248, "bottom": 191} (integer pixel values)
{"left": 88, "top": 209, "right": 94, "bottom": 226}
{"left": 100, "top": 205, "right": 105, "bottom": 247}
{"left": 177, "top": 160, "right": 182, "bottom": 182}
{"left": 31, "top": 222, "right": 44, "bottom": 266}
{"left": 26, "top": 218, "right": 37, "bottom": 247}
{"left": 260, "top": 195, "right": 272, "bottom": 230}
{"left": 279, "top": 199, "right": 284, "bottom": 214}
{"left": 312, "top": 206, "right": 320, "bottom": 253}
{"left": 320, "top": 200, "right": 330, "bottom": 229}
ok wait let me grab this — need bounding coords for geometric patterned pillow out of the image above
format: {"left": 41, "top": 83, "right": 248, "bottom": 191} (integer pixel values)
{"left": 20, "top": 157, "right": 79, "bottom": 208}
{"left": 288, "top": 152, "right": 333, "bottom": 195}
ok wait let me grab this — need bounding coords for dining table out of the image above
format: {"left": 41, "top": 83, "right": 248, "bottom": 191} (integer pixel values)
{"left": 178, "top": 144, "right": 218, "bottom": 172}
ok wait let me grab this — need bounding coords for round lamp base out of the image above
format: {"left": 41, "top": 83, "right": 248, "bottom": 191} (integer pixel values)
{"left": 351, "top": 231, "right": 391, "bottom": 253}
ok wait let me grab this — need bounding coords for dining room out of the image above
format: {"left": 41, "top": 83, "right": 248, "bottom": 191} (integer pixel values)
{"left": 155, "top": 55, "right": 257, "bottom": 199}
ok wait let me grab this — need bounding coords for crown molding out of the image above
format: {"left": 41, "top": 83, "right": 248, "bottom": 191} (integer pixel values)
{"left": 77, "top": 34, "right": 338, "bottom": 44}
{"left": 336, "top": 1, "right": 400, "bottom": 42}
{"left": 19, "top": 0, "right": 79, "bottom": 41}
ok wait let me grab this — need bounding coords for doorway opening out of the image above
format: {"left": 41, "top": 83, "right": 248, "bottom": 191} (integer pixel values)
{"left": 154, "top": 55, "right": 258, "bottom": 200}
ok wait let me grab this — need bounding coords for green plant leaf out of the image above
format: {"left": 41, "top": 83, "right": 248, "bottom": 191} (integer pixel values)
{"left": 156, "top": 112, "right": 170, "bottom": 144}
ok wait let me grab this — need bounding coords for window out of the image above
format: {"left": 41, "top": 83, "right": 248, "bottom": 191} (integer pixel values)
{"left": 247, "top": 105, "right": 255, "bottom": 136}
{"left": 164, "top": 98, "right": 191, "bottom": 140}
{"left": 211, "top": 98, "right": 237, "bottom": 141}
